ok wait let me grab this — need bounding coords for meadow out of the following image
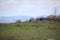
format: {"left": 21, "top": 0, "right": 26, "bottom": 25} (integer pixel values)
{"left": 0, "top": 21, "right": 60, "bottom": 40}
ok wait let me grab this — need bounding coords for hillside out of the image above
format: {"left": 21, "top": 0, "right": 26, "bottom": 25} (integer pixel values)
{"left": 0, "top": 21, "right": 60, "bottom": 40}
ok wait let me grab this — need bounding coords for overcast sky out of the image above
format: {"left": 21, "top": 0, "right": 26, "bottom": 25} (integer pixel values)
{"left": 0, "top": 0, "right": 60, "bottom": 17}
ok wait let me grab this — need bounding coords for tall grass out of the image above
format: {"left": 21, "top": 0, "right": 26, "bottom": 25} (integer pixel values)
{"left": 0, "top": 21, "right": 60, "bottom": 40}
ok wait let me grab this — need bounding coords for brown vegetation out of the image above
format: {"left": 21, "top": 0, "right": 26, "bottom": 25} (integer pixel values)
{"left": 16, "top": 20, "right": 21, "bottom": 23}
{"left": 29, "top": 18, "right": 36, "bottom": 22}
{"left": 15, "top": 14, "right": 60, "bottom": 23}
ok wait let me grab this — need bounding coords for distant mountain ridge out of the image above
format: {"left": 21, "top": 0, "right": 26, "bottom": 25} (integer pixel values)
{"left": 0, "top": 16, "right": 33, "bottom": 23}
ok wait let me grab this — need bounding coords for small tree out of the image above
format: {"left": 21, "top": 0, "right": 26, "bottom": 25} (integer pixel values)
{"left": 16, "top": 20, "right": 21, "bottom": 27}
{"left": 16, "top": 20, "right": 21, "bottom": 23}
{"left": 29, "top": 18, "right": 36, "bottom": 22}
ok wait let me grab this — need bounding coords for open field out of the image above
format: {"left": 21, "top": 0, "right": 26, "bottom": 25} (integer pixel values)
{"left": 0, "top": 21, "right": 60, "bottom": 40}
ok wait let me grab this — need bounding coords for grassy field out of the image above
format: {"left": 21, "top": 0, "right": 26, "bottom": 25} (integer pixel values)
{"left": 0, "top": 21, "right": 60, "bottom": 40}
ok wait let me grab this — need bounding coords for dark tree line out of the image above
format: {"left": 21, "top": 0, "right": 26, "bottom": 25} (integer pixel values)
{"left": 16, "top": 14, "right": 60, "bottom": 23}
{"left": 29, "top": 15, "right": 60, "bottom": 22}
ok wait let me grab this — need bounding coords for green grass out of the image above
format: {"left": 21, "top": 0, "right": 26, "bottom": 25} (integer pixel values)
{"left": 0, "top": 21, "right": 60, "bottom": 40}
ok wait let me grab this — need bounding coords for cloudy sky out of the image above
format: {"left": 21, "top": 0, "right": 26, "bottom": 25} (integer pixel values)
{"left": 0, "top": 0, "right": 60, "bottom": 17}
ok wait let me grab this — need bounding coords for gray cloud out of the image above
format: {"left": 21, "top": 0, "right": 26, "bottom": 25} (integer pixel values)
{"left": 0, "top": 0, "right": 60, "bottom": 17}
